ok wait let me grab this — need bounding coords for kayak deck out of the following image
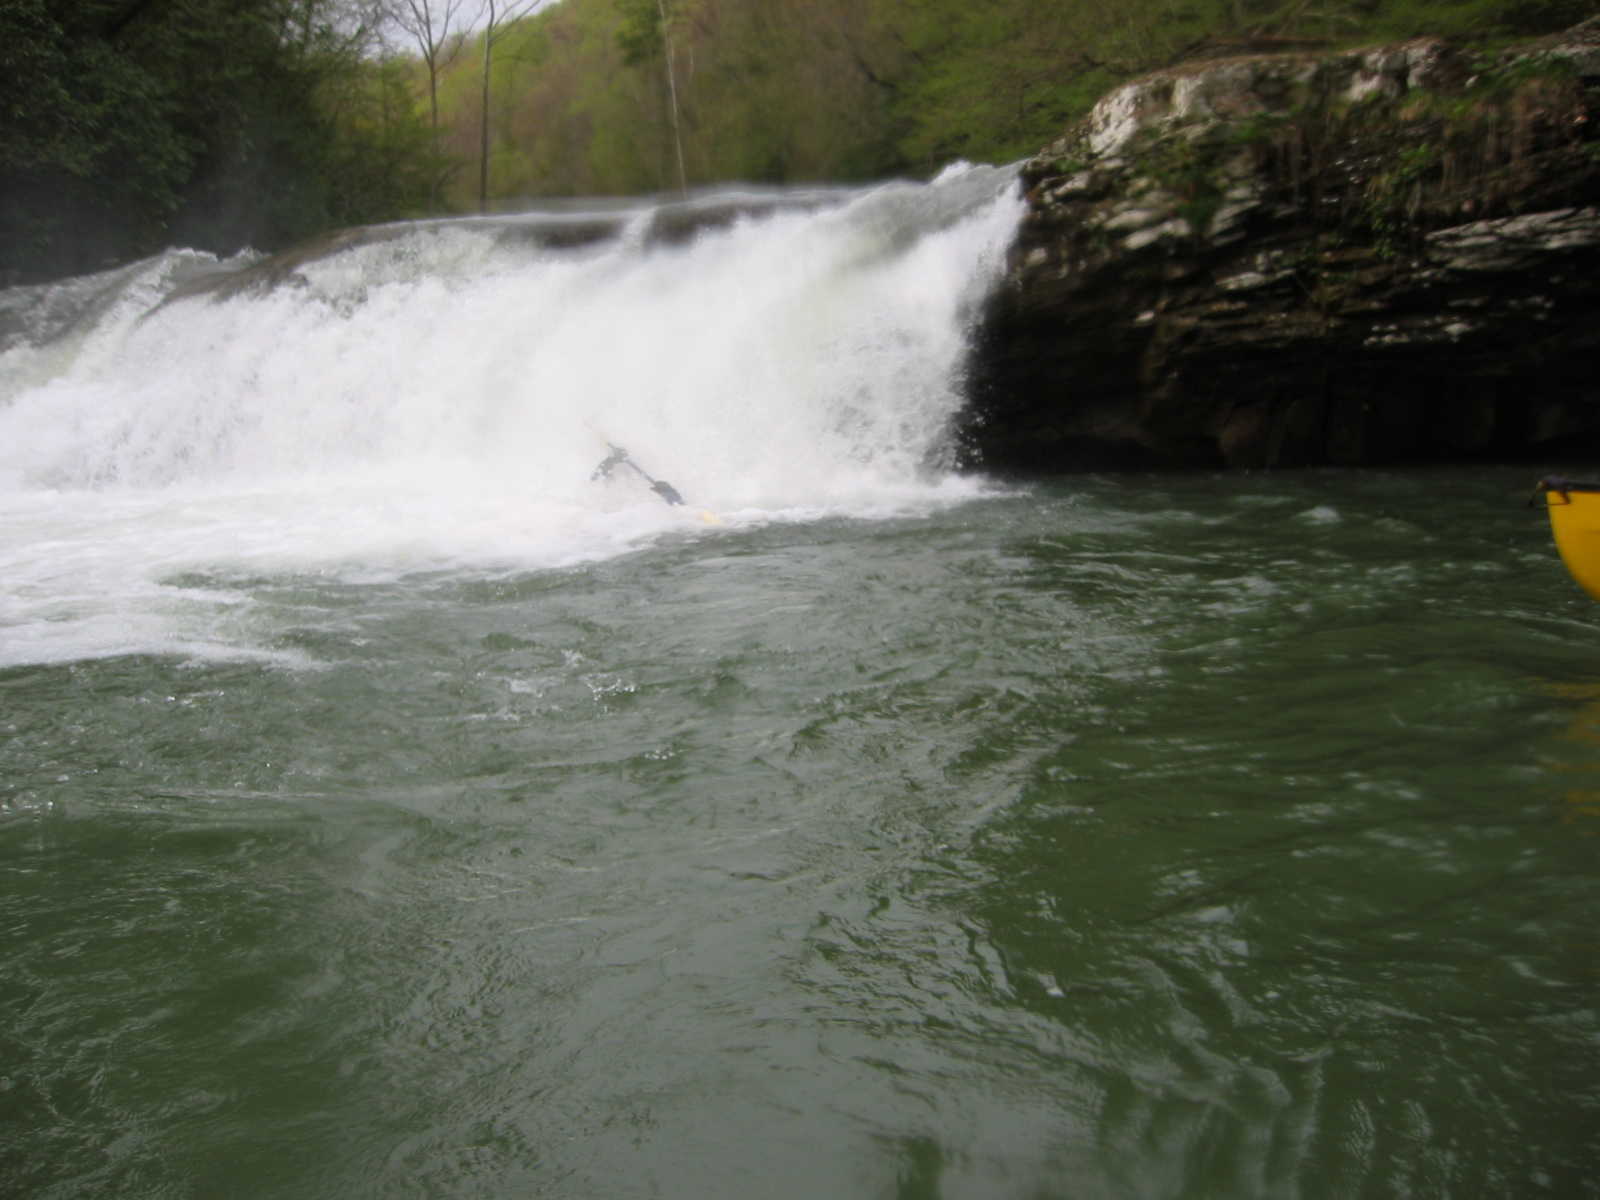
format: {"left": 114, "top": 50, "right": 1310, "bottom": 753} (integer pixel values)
{"left": 1537, "top": 477, "right": 1600, "bottom": 601}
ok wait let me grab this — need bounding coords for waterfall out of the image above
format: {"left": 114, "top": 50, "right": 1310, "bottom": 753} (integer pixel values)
{"left": 0, "top": 165, "right": 1023, "bottom": 665}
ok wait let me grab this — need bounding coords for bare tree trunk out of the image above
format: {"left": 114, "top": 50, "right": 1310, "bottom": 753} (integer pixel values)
{"left": 385, "top": 0, "right": 468, "bottom": 208}
{"left": 658, "top": 0, "right": 687, "bottom": 195}
{"left": 476, "top": 0, "right": 543, "bottom": 213}
{"left": 480, "top": 1, "right": 494, "bottom": 213}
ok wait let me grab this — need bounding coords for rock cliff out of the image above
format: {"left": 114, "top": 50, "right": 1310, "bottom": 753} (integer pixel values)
{"left": 964, "top": 19, "right": 1600, "bottom": 471}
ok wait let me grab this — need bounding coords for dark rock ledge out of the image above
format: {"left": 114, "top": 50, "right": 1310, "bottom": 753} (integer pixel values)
{"left": 963, "top": 18, "right": 1600, "bottom": 471}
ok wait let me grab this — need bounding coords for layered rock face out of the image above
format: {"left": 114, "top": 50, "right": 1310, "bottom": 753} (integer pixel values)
{"left": 964, "top": 20, "right": 1600, "bottom": 471}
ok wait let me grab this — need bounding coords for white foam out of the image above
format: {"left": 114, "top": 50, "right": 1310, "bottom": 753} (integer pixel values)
{"left": 0, "top": 170, "right": 1024, "bottom": 666}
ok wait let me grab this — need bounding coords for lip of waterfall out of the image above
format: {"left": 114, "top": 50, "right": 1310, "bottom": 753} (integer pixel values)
{"left": 138, "top": 185, "right": 871, "bottom": 313}
{"left": 3, "top": 166, "right": 1019, "bottom": 353}
{"left": 0, "top": 250, "right": 228, "bottom": 356}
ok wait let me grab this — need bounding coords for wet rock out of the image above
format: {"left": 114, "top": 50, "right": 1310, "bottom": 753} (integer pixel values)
{"left": 966, "top": 18, "right": 1600, "bottom": 471}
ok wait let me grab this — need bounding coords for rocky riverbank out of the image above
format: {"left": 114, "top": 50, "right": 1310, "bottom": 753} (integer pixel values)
{"left": 963, "top": 18, "right": 1600, "bottom": 471}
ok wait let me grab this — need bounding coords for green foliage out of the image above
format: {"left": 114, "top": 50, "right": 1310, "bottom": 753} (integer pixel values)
{"left": 6, "top": 0, "right": 1596, "bottom": 280}
{"left": 1361, "top": 0, "right": 1599, "bottom": 37}
{"left": 0, "top": 0, "right": 448, "bottom": 284}
{"left": 319, "top": 58, "right": 452, "bottom": 226}
{"left": 0, "top": 0, "right": 204, "bottom": 274}
{"left": 614, "top": 0, "right": 665, "bottom": 65}
{"left": 405, "top": 0, "right": 1594, "bottom": 208}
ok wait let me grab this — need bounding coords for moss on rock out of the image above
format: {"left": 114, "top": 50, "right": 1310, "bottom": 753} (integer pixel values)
{"left": 966, "top": 18, "right": 1600, "bottom": 471}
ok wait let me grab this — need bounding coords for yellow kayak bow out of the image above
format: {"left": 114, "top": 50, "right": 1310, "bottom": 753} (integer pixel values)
{"left": 1536, "top": 477, "right": 1600, "bottom": 601}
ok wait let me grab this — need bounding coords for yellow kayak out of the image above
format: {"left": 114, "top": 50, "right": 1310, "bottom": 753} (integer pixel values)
{"left": 1537, "top": 477, "right": 1600, "bottom": 600}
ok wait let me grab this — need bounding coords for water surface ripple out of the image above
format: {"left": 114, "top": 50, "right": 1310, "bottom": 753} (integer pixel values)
{"left": 4, "top": 469, "right": 1598, "bottom": 1198}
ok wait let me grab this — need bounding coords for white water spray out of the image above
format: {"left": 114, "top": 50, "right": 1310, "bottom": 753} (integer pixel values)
{"left": 0, "top": 166, "right": 1023, "bottom": 665}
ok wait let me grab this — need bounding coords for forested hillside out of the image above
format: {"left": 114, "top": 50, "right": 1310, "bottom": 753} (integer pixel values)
{"left": 427, "top": 0, "right": 1600, "bottom": 207}
{"left": 3, "top": 0, "right": 1594, "bottom": 284}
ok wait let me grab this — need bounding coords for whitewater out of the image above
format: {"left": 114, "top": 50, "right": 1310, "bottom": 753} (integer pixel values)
{"left": 0, "top": 165, "right": 1024, "bottom": 667}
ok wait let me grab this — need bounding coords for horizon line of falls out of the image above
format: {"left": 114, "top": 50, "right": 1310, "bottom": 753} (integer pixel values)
{"left": 0, "top": 164, "right": 1025, "bottom": 668}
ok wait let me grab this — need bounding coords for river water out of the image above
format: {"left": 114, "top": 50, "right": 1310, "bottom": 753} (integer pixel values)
{"left": 2, "top": 170, "right": 1597, "bottom": 1198}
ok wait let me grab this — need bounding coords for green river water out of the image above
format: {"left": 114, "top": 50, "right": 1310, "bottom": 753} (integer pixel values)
{"left": 4, "top": 466, "right": 1597, "bottom": 1198}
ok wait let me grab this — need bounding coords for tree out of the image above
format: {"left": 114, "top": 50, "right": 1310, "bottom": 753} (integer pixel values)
{"left": 0, "top": 0, "right": 443, "bottom": 283}
{"left": 386, "top": 0, "right": 470, "bottom": 130}
{"left": 397, "top": 0, "right": 1600, "bottom": 211}
{"left": 477, "top": 0, "right": 549, "bottom": 211}
{"left": 383, "top": 0, "right": 472, "bottom": 205}
{"left": 616, "top": 0, "right": 688, "bottom": 192}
